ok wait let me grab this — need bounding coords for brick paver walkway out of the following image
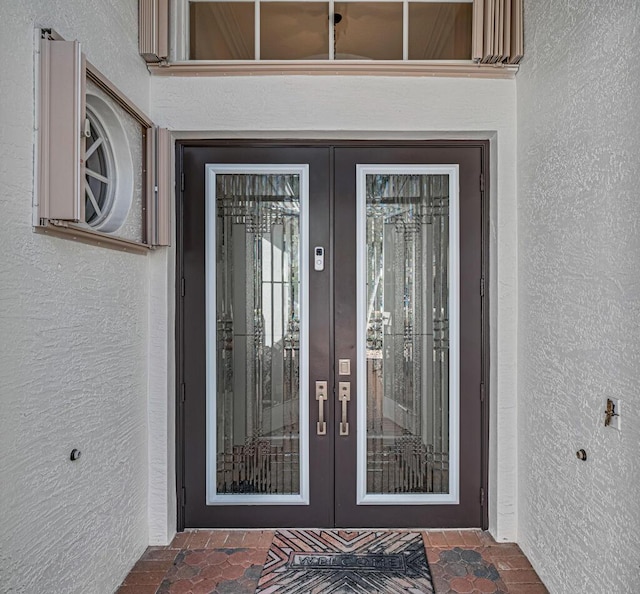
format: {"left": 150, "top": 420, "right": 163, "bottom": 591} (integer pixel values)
{"left": 116, "top": 530, "right": 548, "bottom": 594}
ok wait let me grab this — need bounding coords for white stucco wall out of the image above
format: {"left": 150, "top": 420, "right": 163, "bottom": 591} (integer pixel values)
{"left": 148, "top": 244, "right": 177, "bottom": 546}
{"left": 517, "top": 2, "right": 640, "bottom": 592}
{"left": 0, "top": 2, "right": 153, "bottom": 593}
{"left": 150, "top": 74, "right": 519, "bottom": 541}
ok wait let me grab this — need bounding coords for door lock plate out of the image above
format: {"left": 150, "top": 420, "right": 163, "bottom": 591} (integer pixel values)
{"left": 338, "top": 359, "right": 351, "bottom": 376}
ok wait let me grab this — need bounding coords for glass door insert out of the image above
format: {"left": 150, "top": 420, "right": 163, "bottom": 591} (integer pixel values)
{"left": 205, "top": 164, "right": 310, "bottom": 505}
{"left": 356, "top": 165, "right": 459, "bottom": 505}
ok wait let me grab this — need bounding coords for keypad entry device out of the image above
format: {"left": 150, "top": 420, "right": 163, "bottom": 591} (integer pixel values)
{"left": 314, "top": 246, "right": 325, "bottom": 271}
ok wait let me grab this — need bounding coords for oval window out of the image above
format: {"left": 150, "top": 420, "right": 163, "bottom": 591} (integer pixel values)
{"left": 84, "top": 94, "right": 134, "bottom": 233}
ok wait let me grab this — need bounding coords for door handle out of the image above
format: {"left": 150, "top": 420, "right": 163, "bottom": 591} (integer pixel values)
{"left": 338, "top": 381, "right": 351, "bottom": 436}
{"left": 316, "top": 381, "right": 328, "bottom": 435}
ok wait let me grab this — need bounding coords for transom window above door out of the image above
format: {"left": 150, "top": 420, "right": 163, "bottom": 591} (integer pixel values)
{"left": 189, "top": 0, "right": 473, "bottom": 61}
{"left": 140, "top": 0, "right": 523, "bottom": 76}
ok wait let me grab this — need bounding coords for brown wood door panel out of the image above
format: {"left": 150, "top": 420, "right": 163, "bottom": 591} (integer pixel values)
{"left": 176, "top": 141, "right": 488, "bottom": 530}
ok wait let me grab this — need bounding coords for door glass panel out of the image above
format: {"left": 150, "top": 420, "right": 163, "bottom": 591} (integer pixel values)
{"left": 334, "top": 3, "right": 403, "bottom": 60}
{"left": 356, "top": 167, "right": 459, "bottom": 504}
{"left": 408, "top": 2, "right": 472, "bottom": 60}
{"left": 261, "top": 3, "right": 329, "bottom": 60}
{"left": 190, "top": 2, "right": 255, "bottom": 60}
{"left": 206, "top": 166, "right": 309, "bottom": 504}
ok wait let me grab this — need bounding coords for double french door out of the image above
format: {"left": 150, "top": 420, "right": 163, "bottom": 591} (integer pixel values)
{"left": 178, "top": 142, "right": 488, "bottom": 529}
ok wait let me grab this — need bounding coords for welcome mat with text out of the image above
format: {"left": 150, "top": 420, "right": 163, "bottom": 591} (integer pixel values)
{"left": 256, "top": 529, "right": 434, "bottom": 593}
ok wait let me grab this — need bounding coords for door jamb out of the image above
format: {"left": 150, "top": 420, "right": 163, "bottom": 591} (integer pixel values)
{"left": 175, "top": 144, "right": 186, "bottom": 531}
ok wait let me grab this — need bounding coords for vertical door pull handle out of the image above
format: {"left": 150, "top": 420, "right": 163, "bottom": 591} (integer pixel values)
{"left": 316, "top": 381, "right": 328, "bottom": 435}
{"left": 339, "top": 381, "right": 351, "bottom": 436}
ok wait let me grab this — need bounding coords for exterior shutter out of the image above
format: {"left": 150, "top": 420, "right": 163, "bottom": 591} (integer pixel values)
{"left": 472, "top": 0, "right": 523, "bottom": 64}
{"left": 139, "top": 0, "right": 169, "bottom": 63}
{"left": 508, "top": 0, "right": 524, "bottom": 64}
{"left": 146, "top": 127, "right": 171, "bottom": 246}
{"left": 38, "top": 37, "right": 85, "bottom": 222}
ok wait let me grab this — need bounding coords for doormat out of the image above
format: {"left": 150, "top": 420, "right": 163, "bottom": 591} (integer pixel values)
{"left": 256, "top": 529, "right": 434, "bottom": 593}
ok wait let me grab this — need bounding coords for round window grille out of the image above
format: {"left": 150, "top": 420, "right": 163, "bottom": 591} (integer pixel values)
{"left": 85, "top": 109, "right": 115, "bottom": 226}
{"left": 84, "top": 94, "right": 134, "bottom": 233}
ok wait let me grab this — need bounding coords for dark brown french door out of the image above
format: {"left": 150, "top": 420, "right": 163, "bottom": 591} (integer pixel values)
{"left": 177, "top": 142, "right": 488, "bottom": 530}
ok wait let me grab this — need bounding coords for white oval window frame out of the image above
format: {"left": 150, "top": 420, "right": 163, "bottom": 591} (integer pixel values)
{"left": 85, "top": 93, "right": 134, "bottom": 233}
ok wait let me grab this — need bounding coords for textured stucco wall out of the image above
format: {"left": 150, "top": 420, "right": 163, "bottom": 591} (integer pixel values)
{"left": 150, "top": 75, "right": 519, "bottom": 541}
{"left": 517, "top": 2, "right": 640, "bottom": 592}
{"left": 0, "top": 2, "right": 152, "bottom": 593}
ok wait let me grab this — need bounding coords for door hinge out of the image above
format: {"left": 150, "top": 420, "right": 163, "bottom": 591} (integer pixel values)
{"left": 180, "top": 172, "right": 185, "bottom": 192}
{"left": 480, "top": 382, "right": 485, "bottom": 402}
{"left": 180, "top": 382, "right": 186, "bottom": 403}
{"left": 181, "top": 486, "right": 186, "bottom": 507}
{"left": 480, "top": 277, "right": 485, "bottom": 297}
{"left": 480, "top": 173, "right": 485, "bottom": 192}
{"left": 480, "top": 487, "right": 485, "bottom": 506}
{"left": 181, "top": 277, "right": 185, "bottom": 297}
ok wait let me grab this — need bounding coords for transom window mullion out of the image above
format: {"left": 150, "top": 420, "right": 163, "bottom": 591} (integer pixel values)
{"left": 255, "top": 0, "right": 261, "bottom": 60}
{"left": 402, "top": 0, "right": 409, "bottom": 60}
{"left": 329, "top": 0, "right": 335, "bottom": 60}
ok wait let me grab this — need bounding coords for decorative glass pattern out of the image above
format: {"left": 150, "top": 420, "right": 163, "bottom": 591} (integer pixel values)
{"left": 215, "top": 173, "right": 301, "bottom": 495}
{"left": 365, "top": 174, "right": 450, "bottom": 495}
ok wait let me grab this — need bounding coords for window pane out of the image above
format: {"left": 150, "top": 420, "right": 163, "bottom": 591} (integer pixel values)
{"left": 190, "top": 2, "right": 255, "bottom": 60}
{"left": 334, "top": 3, "right": 403, "bottom": 60}
{"left": 409, "top": 2, "right": 472, "bottom": 60}
{"left": 261, "top": 3, "right": 329, "bottom": 60}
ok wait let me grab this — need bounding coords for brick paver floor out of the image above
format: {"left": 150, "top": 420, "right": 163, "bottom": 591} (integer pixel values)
{"left": 116, "top": 530, "right": 548, "bottom": 594}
